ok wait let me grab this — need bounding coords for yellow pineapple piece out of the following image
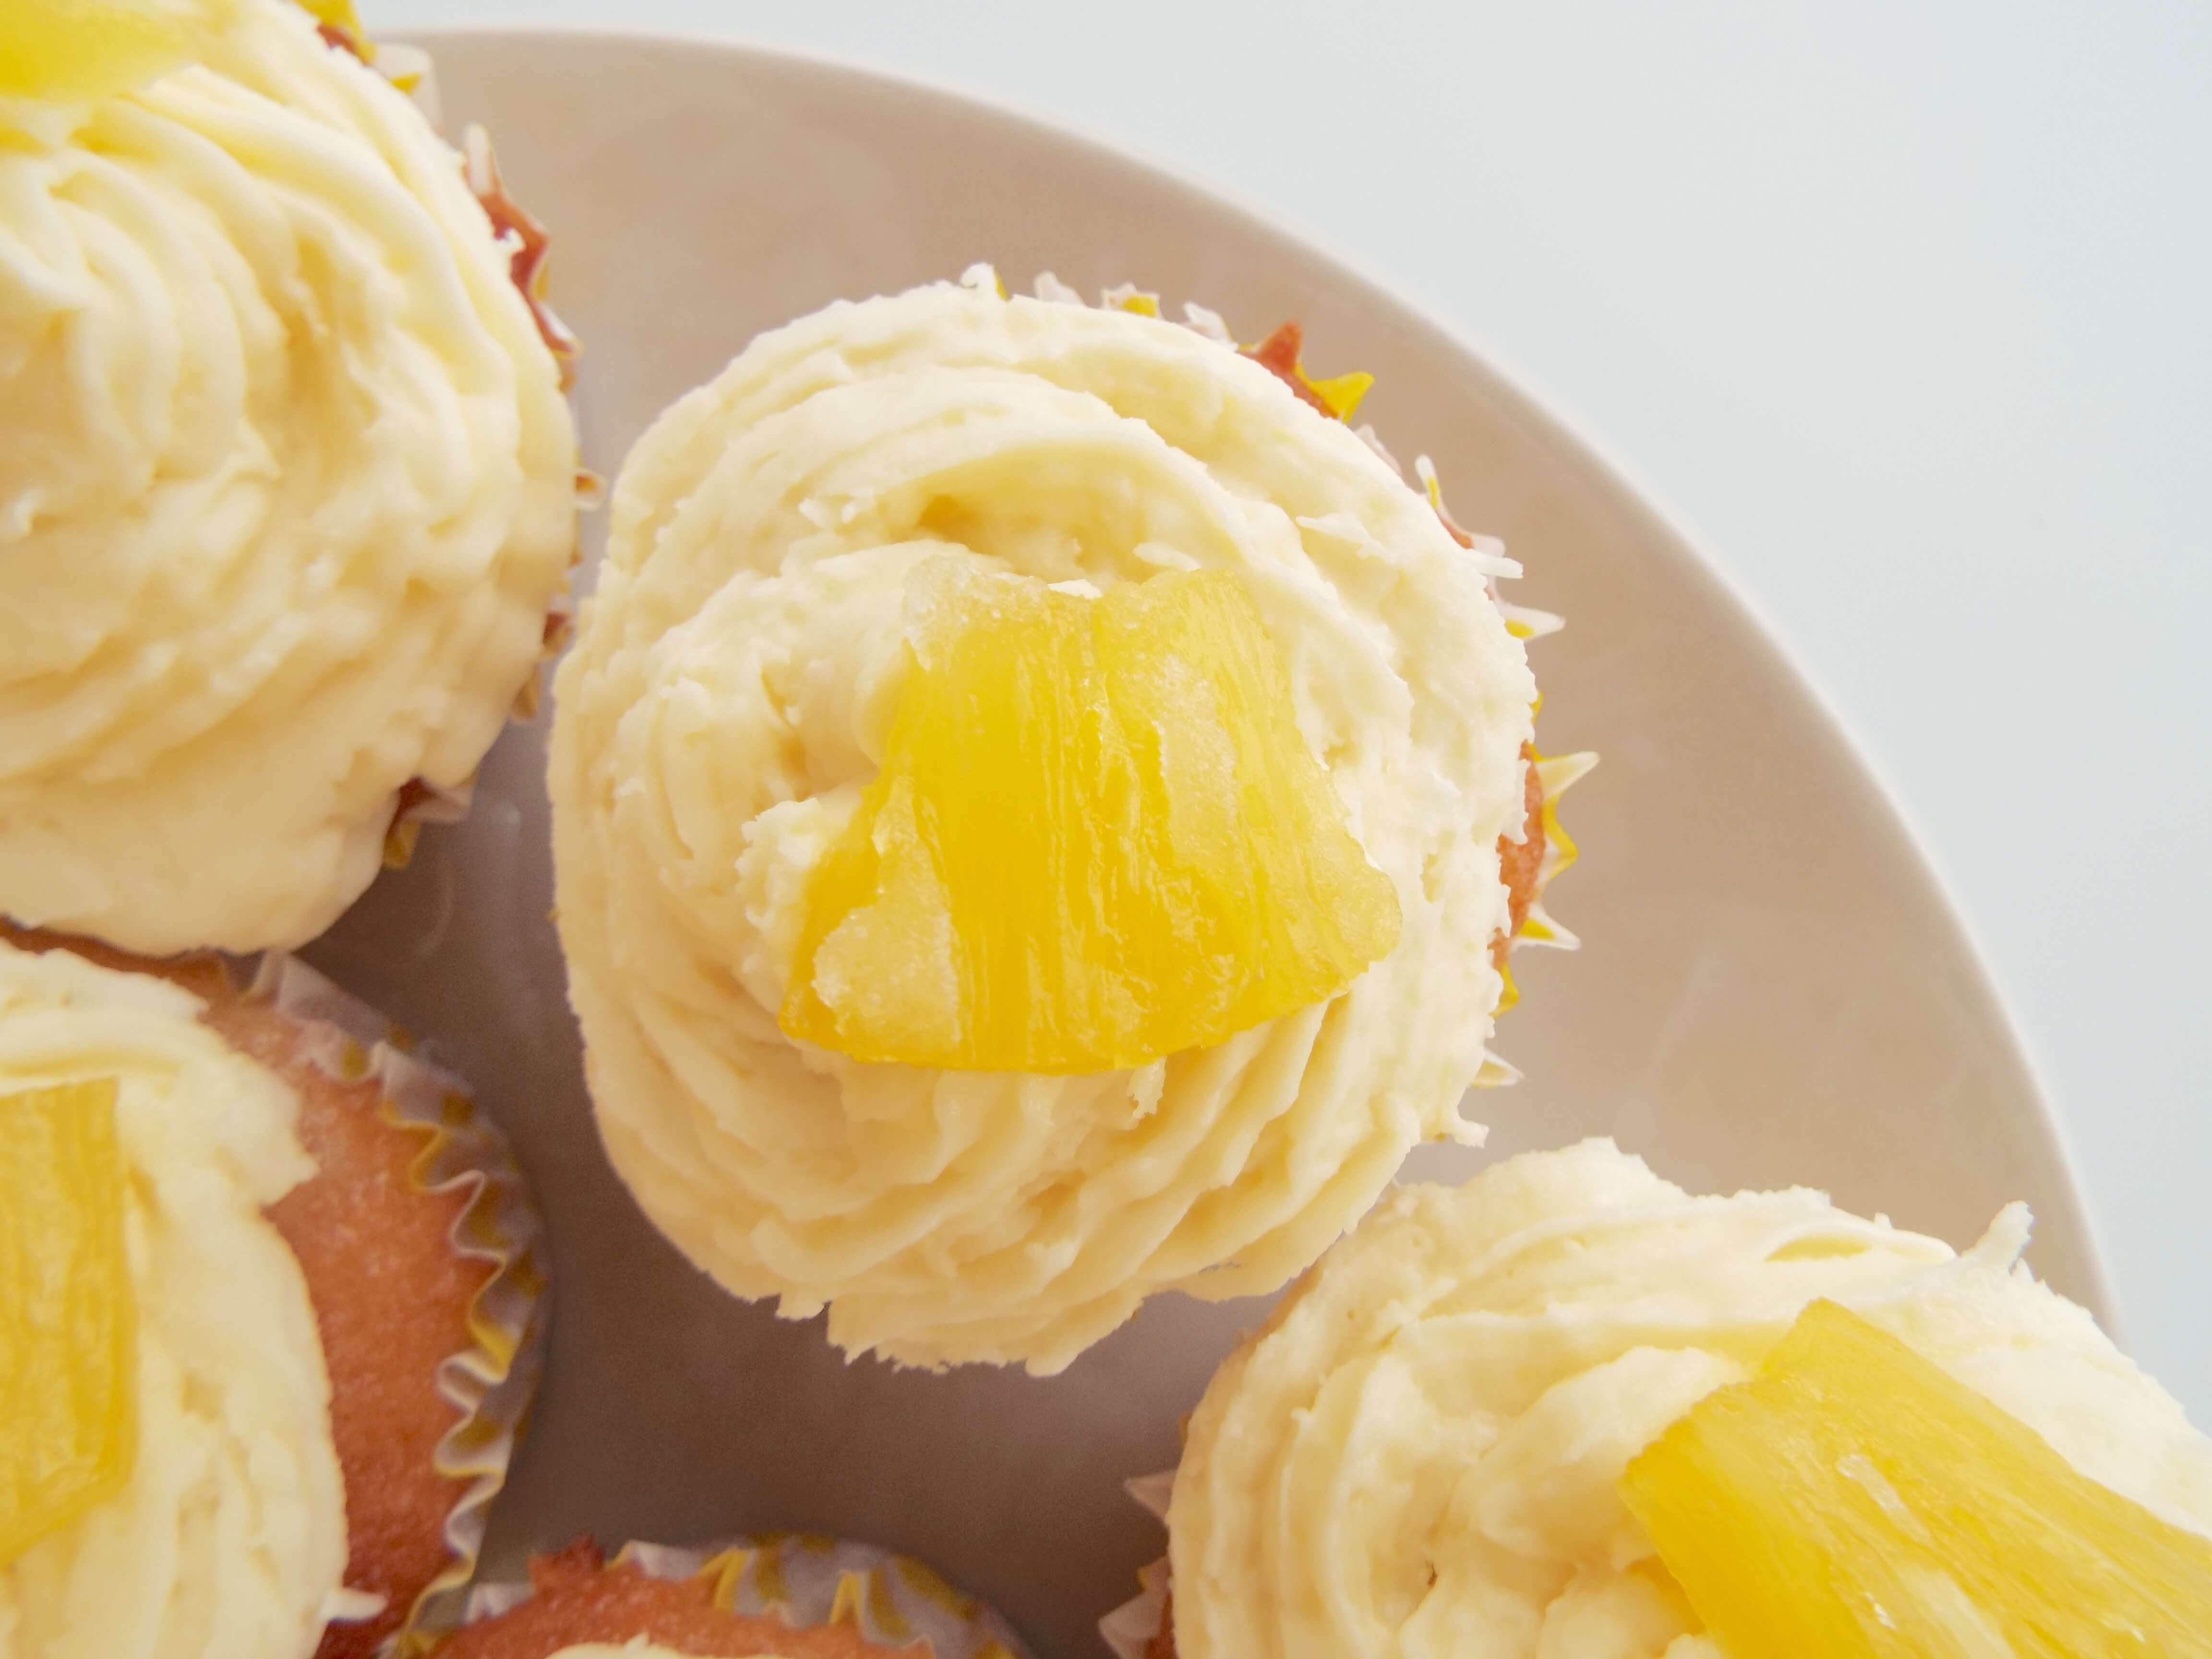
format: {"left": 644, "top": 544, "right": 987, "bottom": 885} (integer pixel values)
{"left": 0, "top": 0, "right": 199, "bottom": 103}
{"left": 1621, "top": 1298, "right": 2212, "bottom": 1658}
{"left": 0, "top": 1078, "right": 137, "bottom": 1568}
{"left": 781, "top": 563, "right": 1402, "bottom": 1073}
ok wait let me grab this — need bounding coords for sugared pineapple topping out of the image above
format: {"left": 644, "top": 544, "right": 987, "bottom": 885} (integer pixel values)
{"left": 0, "top": 1078, "right": 136, "bottom": 1567}
{"left": 781, "top": 562, "right": 1403, "bottom": 1073}
{"left": 1622, "top": 1298, "right": 2212, "bottom": 1658}
{"left": 0, "top": 0, "right": 199, "bottom": 103}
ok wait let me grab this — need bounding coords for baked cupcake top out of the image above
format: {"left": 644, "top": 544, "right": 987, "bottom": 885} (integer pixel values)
{"left": 0, "top": 0, "right": 577, "bottom": 954}
{"left": 550, "top": 273, "right": 1540, "bottom": 1370}
{"left": 0, "top": 939, "right": 347, "bottom": 1657}
{"left": 1164, "top": 1138, "right": 2212, "bottom": 1659}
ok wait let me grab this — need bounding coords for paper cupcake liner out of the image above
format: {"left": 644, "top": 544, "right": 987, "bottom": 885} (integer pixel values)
{"left": 1100, "top": 1475, "right": 1176, "bottom": 1659}
{"left": 249, "top": 953, "right": 553, "bottom": 1656}
{"left": 460, "top": 1535, "right": 1034, "bottom": 1659}
{"left": 1518, "top": 748, "right": 1599, "bottom": 955}
{"left": 1478, "top": 743, "right": 1599, "bottom": 1064}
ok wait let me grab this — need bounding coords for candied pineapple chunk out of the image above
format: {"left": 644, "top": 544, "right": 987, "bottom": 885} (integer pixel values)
{"left": 0, "top": 0, "right": 196, "bottom": 103}
{"left": 1621, "top": 1298, "right": 2212, "bottom": 1658}
{"left": 781, "top": 563, "right": 1402, "bottom": 1073}
{"left": 0, "top": 1078, "right": 137, "bottom": 1568}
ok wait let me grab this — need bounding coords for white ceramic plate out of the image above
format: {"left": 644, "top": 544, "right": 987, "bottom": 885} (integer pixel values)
{"left": 306, "top": 31, "right": 2106, "bottom": 1658}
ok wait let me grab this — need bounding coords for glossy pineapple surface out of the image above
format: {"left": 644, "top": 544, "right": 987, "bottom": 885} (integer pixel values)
{"left": 1622, "top": 1298, "right": 2212, "bottom": 1658}
{"left": 781, "top": 563, "right": 1401, "bottom": 1073}
{"left": 0, "top": 0, "right": 197, "bottom": 102}
{"left": 0, "top": 1078, "right": 136, "bottom": 1568}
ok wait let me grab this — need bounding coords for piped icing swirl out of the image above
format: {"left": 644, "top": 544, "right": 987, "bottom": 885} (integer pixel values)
{"left": 0, "top": 0, "right": 577, "bottom": 953}
{"left": 0, "top": 938, "right": 346, "bottom": 1659}
{"left": 1166, "top": 1138, "right": 2212, "bottom": 1659}
{"left": 550, "top": 276, "right": 1536, "bottom": 1370}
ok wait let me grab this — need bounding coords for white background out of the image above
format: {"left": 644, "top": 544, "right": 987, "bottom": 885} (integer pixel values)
{"left": 379, "top": 0, "right": 2212, "bottom": 1420}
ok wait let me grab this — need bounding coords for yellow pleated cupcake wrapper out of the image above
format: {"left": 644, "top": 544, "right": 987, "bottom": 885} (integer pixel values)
{"left": 1099, "top": 1474, "right": 1177, "bottom": 1659}
{"left": 247, "top": 954, "right": 551, "bottom": 1658}
{"left": 462, "top": 1536, "right": 1033, "bottom": 1659}
{"left": 1483, "top": 745, "right": 1599, "bottom": 1039}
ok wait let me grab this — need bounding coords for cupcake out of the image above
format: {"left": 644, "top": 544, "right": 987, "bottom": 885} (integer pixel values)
{"left": 0, "top": 0, "right": 580, "bottom": 955}
{"left": 550, "top": 267, "right": 1587, "bottom": 1371}
{"left": 433, "top": 1535, "right": 1030, "bottom": 1659}
{"left": 0, "top": 933, "right": 546, "bottom": 1659}
{"left": 1113, "top": 1138, "right": 2212, "bottom": 1659}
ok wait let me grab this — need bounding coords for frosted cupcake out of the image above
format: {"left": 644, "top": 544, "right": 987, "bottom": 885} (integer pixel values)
{"left": 550, "top": 269, "right": 1586, "bottom": 1371}
{"left": 1111, "top": 1138, "right": 2212, "bottom": 1659}
{"left": 0, "top": 934, "right": 546, "bottom": 1659}
{"left": 432, "top": 1536, "right": 1029, "bottom": 1659}
{"left": 0, "top": 0, "right": 579, "bottom": 955}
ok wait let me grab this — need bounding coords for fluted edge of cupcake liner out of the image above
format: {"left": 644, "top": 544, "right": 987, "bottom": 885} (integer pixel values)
{"left": 461, "top": 1534, "right": 1036, "bottom": 1659}
{"left": 249, "top": 952, "right": 553, "bottom": 1658}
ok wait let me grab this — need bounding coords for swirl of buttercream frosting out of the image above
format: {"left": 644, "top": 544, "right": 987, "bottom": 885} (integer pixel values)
{"left": 550, "top": 276, "right": 1536, "bottom": 1370}
{"left": 0, "top": 0, "right": 577, "bottom": 953}
{"left": 1167, "top": 1138, "right": 2212, "bottom": 1659}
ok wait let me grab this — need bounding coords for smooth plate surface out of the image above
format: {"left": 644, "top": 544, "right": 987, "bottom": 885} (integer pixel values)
{"left": 305, "top": 31, "right": 2107, "bottom": 1659}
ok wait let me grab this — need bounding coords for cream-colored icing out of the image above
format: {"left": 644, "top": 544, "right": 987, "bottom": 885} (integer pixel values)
{"left": 550, "top": 276, "right": 1536, "bottom": 1370}
{"left": 1169, "top": 1138, "right": 2212, "bottom": 1659}
{"left": 0, "top": 0, "right": 577, "bottom": 953}
{"left": 0, "top": 939, "right": 347, "bottom": 1659}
